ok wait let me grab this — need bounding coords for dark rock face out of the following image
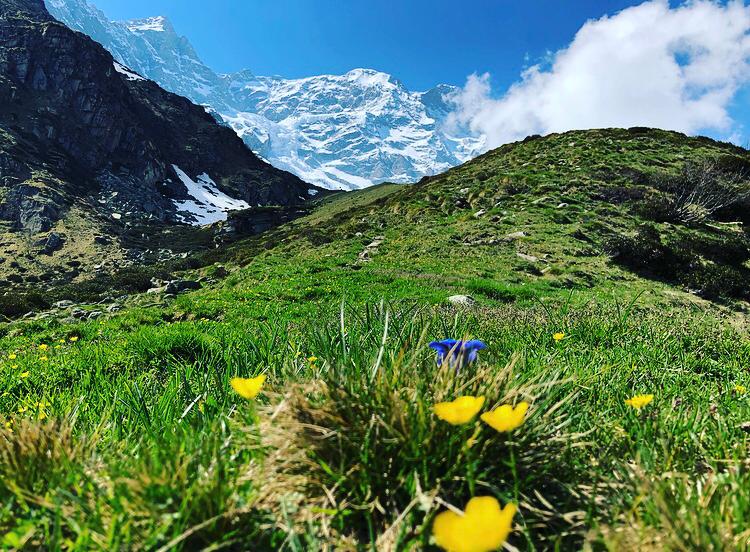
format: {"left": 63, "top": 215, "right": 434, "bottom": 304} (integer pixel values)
{"left": 0, "top": 0, "right": 317, "bottom": 233}
{"left": 36, "top": 230, "right": 64, "bottom": 253}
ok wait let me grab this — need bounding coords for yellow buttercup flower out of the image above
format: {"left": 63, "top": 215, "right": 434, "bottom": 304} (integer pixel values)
{"left": 553, "top": 332, "right": 565, "bottom": 342}
{"left": 307, "top": 356, "right": 318, "bottom": 363}
{"left": 625, "top": 394, "right": 654, "bottom": 410}
{"left": 230, "top": 375, "right": 266, "bottom": 399}
{"left": 434, "top": 396, "right": 486, "bottom": 425}
{"left": 734, "top": 385, "right": 747, "bottom": 395}
{"left": 40, "top": 356, "right": 48, "bottom": 362}
{"left": 433, "top": 496, "right": 516, "bottom": 552}
{"left": 20, "top": 371, "right": 30, "bottom": 379}
{"left": 8, "top": 354, "right": 17, "bottom": 360}
{"left": 480, "top": 402, "right": 529, "bottom": 433}
{"left": 69, "top": 336, "right": 79, "bottom": 342}
{"left": 38, "top": 344, "right": 48, "bottom": 351}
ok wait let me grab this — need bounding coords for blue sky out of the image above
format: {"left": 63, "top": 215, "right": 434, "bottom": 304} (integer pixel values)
{"left": 92, "top": 0, "right": 643, "bottom": 91}
{"left": 89, "top": 0, "right": 750, "bottom": 146}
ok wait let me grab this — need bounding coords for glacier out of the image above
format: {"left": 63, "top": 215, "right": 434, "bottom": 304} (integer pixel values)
{"left": 46, "top": 0, "right": 485, "bottom": 190}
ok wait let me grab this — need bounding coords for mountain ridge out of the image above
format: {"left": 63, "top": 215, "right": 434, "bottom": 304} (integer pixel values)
{"left": 45, "top": 0, "right": 485, "bottom": 190}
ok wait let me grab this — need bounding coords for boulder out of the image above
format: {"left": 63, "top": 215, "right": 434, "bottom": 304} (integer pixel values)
{"left": 38, "top": 232, "right": 64, "bottom": 254}
{"left": 165, "top": 280, "right": 202, "bottom": 294}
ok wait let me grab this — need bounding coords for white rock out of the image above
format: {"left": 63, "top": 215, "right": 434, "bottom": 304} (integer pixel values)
{"left": 447, "top": 295, "right": 476, "bottom": 307}
{"left": 517, "top": 252, "right": 539, "bottom": 263}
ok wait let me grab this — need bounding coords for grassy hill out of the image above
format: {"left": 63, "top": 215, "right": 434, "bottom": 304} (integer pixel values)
{"left": 1, "top": 128, "right": 749, "bottom": 550}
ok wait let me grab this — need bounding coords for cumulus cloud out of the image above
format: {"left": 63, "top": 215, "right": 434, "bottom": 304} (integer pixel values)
{"left": 448, "top": 0, "right": 750, "bottom": 148}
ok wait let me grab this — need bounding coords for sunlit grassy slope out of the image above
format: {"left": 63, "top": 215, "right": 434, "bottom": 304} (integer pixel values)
{"left": 1, "top": 129, "right": 750, "bottom": 550}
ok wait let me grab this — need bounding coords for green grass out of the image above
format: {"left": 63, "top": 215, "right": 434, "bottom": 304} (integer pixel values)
{"left": 1, "top": 129, "right": 749, "bottom": 550}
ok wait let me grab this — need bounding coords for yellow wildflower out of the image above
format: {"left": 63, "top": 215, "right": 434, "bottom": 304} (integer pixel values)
{"left": 480, "top": 402, "right": 529, "bottom": 433}
{"left": 38, "top": 410, "right": 47, "bottom": 421}
{"left": 59, "top": 339, "right": 66, "bottom": 344}
{"left": 625, "top": 394, "right": 654, "bottom": 410}
{"left": 69, "top": 336, "right": 79, "bottom": 342}
{"left": 40, "top": 356, "right": 48, "bottom": 362}
{"left": 734, "top": 385, "right": 747, "bottom": 395}
{"left": 307, "top": 356, "right": 318, "bottom": 363}
{"left": 230, "top": 375, "right": 266, "bottom": 399}
{"left": 433, "top": 496, "right": 516, "bottom": 552}
{"left": 8, "top": 353, "right": 17, "bottom": 360}
{"left": 553, "top": 332, "right": 565, "bottom": 342}
{"left": 434, "top": 396, "right": 486, "bottom": 425}
{"left": 38, "top": 344, "right": 48, "bottom": 351}
{"left": 20, "top": 371, "right": 30, "bottom": 379}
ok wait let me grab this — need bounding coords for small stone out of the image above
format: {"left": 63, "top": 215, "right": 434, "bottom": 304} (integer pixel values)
{"left": 111, "top": 213, "right": 122, "bottom": 220}
{"left": 53, "top": 300, "right": 74, "bottom": 309}
{"left": 447, "top": 295, "right": 476, "bottom": 307}
{"left": 473, "top": 209, "right": 486, "bottom": 218}
{"left": 505, "top": 231, "right": 527, "bottom": 240}
{"left": 71, "top": 308, "right": 87, "bottom": 319}
{"left": 87, "top": 311, "right": 103, "bottom": 320}
{"left": 557, "top": 202, "right": 569, "bottom": 209}
{"left": 740, "top": 422, "right": 750, "bottom": 433}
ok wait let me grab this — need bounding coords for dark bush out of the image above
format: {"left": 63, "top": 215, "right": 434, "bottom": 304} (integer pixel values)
{"left": 605, "top": 224, "right": 696, "bottom": 277}
{"left": 683, "top": 263, "right": 749, "bottom": 300}
{"left": 648, "top": 158, "right": 750, "bottom": 224}
{"left": 0, "top": 291, "right": 51, "bottom": 319}
{"left": 606, "top": 224, "right": 750, "bottom": 300}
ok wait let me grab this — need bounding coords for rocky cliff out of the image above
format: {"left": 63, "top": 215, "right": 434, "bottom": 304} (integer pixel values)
{"left": 0, "top": 0, "right": 317, "bottom": 236}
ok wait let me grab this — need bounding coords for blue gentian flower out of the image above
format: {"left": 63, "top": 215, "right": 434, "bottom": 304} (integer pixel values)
{"left": 429, "top": 339, "right": 487, "bottom": 370}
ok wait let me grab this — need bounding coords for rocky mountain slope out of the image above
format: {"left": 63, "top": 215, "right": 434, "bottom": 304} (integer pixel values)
{"left": 0, "top": 0, "right": 316, "bottom": 284}
{"left": 45, "top": 0, "right": 485, "bottom": 190}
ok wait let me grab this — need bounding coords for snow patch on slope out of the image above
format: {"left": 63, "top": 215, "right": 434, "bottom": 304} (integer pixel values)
{"left": 171, "top": 165, "right": 249, "bottom": 225}
{"left": 113, "top": 61, "right": 144, "bottom": 81}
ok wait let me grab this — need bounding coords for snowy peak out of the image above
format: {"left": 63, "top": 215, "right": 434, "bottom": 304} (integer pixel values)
{"left": 45, "top": 0, "right": 485, "bottom": 190}
{"left": 126, "top": 15, "right": 169, "bottom": 33}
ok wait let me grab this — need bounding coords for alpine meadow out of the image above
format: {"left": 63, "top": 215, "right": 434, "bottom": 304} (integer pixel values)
{"left": 1, "top": 1, "right": 750, "bottom": 551}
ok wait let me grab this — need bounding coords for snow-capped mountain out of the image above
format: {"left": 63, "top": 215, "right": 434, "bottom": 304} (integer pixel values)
{"left": 46, "top": 0, "right": 484, "bottom": 190}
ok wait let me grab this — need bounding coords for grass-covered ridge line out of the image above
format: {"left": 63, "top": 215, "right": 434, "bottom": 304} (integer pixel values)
{"left": 1, "top": 128, "right": 749, "bottom": 550}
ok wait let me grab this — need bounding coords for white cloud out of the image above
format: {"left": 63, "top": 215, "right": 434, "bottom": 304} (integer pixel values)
{"left": 448, "top": 0, "right": 750, "bottom": 149}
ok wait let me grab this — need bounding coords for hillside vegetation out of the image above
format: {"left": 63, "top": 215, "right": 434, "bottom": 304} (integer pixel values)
{"left": 1, "top": 128, "right": 750, "bottom": 550}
